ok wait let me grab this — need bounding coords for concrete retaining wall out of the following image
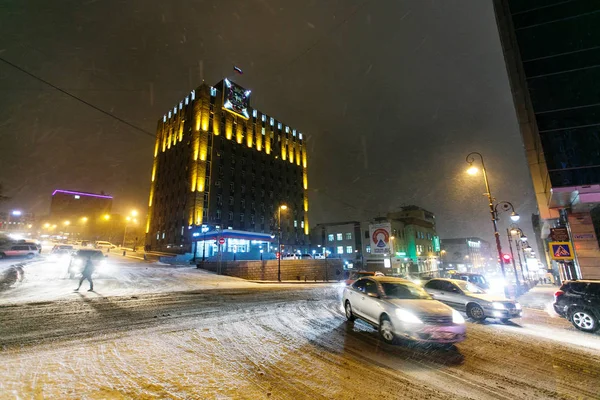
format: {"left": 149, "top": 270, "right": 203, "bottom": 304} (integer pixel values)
{"left": 197, "top": 259, "right": 344, "bottom": 281}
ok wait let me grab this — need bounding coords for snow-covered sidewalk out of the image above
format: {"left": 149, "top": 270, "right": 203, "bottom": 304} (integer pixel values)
{"left": 0, "top": 256, "right": 260, "bottom": 305}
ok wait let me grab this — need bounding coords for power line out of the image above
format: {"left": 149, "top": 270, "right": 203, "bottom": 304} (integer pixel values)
{"left": 0, "top": 56, "right": 155, "bottom": 139}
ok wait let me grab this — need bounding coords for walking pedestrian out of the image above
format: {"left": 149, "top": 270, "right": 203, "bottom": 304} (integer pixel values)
{"left": 75, "top": 256, "right": 95, "bottom": 292}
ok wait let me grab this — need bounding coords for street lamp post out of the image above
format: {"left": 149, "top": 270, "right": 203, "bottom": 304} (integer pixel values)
{"left": 510, "top": 226, "right": 529, "bottom": 282}
{"left": 466, "top": 152, "right": 508, "bottom": 280}
{"left": 277, "top": 205, "right": 288, "bottom": 282}
{"left": 506, "top": 228, "right": 521, "bottom": 290}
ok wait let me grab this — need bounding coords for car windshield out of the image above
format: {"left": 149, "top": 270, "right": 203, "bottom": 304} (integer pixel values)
{"left": 381, "top": 282, "right": 432, "bottom": 300}
{"left": 455, "top": 280, "right": 486, "bottom": 294}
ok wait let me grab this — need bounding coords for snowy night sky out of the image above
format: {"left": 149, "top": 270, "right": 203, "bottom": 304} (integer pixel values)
{"left": 0, "top": 0, "right": 537, "bottom": 247}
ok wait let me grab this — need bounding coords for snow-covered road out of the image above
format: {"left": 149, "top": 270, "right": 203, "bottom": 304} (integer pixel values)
{"left": 1, "top": 283, "right": 599, "bottom": 399}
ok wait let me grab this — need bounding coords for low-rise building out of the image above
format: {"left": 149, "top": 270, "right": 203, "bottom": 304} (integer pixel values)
{"left": 440, "top": 237, "right": 493, "bottom": 273}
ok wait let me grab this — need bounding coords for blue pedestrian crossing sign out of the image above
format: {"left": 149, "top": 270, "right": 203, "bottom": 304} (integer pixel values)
{"left": 549, "top": 242, "right": 574, "bottom": 260}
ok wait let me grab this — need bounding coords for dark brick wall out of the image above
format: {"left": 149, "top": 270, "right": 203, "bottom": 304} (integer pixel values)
{"left": 198, "top": 259, "right": 344, "bottom": 281}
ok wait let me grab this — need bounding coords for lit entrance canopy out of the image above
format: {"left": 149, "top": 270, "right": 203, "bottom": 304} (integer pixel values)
{"left": 195, "top": 229, "right": 275, "bottom": 242}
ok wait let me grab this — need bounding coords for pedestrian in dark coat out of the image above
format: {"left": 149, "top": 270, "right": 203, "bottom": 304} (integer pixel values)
{"left": 75, "top": 257, "right": 95, "bottom": 292}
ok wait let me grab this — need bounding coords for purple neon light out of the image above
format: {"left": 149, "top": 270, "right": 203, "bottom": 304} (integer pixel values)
{"left": 52, "top": 189, "right": 113, "bottom": 199}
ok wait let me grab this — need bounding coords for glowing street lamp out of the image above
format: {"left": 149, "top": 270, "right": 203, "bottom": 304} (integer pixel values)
{"left": 278, "top": 204, "right": 288, "bottom": 282}
{"left": 81, "top": 217, "right": 88, "bottom": 223}
{"left": 103, "top": 214, "right": 111, "bottom": 221}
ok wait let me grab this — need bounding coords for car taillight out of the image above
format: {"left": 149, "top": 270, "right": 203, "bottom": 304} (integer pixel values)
{"left": 554, "top": 290, "right": 564, "bottom": 300}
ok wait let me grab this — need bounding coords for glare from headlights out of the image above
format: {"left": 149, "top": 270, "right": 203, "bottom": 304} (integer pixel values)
{"left": 412, "top": 279, "right": 422, "bottom": 286}
{"left": 395, "top": 309, "right": 423, "bottom": 324}
{"left": 452, "top": 310, "right": 465, "bottom": 324}
{"left": 515, "top": 303, "right": 522, "bottom": 310}
{"left": 492, "top": 302, "right": 506, "bottom": 310}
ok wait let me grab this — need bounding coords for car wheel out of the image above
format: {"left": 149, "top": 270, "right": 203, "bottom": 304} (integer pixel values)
{"left": 467, "top": 303, "right": 486, "bottom": 321}
{"left": 0, "top": 253, "right": 5, "bottom": 259}
{"left": 26, "top": 253, "right": 34, "bottom": 259}
{"left": 345, "top": 301, "right": 356, "bottom": 322}
{"left": 379, "top": 315, "right": 395, "bottom": 344}
{"left": 570, "top": 308, "right": 599, "bottom": 333}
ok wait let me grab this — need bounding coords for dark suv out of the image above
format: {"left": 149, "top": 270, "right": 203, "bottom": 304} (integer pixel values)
{"left": 553, "top": 280, "right": 600, "bottom": 333}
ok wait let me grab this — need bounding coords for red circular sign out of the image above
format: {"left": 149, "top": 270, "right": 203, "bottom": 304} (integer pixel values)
{"left": 219, "top": 238, "right": 225, "bottom": 244}
{"left": 372, "top": 228, "right": 389, "bottom": 246}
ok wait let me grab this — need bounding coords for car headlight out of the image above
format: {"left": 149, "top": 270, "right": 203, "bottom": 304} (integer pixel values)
{"left": 412, "top": 279, "right": 422, "bottom": 286}
{"left": 515, "top": 303, "right": 522, "bottom": 310}
{"left": 492, "top": 302, "right": 506, "bottom": 310}
{"left": 452, "top": 310, "right": 465, "bottom": 324}
{"left": 395, "top": 309, "right": 423, "bottom": 324}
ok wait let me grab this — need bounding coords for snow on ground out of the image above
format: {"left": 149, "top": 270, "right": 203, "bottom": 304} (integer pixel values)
{"left": 1, "top": 288, "right": 599, "bottom": 399}
{"left": 0, "top": 254, "right": 276, "bottom": 305}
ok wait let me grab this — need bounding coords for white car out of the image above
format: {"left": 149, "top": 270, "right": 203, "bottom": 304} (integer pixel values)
{"left": 423, "top": 278, "right": 522, "bottom": 322}
{"left": 95, "top": 241, "right": 116, "bottom": 249}
{"left": 342, "top": 276, "right": 466, "bottom": 344}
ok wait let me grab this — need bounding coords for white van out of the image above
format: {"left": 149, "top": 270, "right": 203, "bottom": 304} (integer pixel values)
{"left": 95, "top": 241, "right": 116, "bottom": 249}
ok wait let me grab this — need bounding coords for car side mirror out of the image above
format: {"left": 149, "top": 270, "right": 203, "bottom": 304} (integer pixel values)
{"left": 367, "top": 292, "right": 379, "bottom": 298}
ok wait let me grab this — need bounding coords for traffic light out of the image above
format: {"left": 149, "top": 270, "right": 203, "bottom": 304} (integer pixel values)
{"left": 502, "top": 253, "right": 511, "bottom": 263}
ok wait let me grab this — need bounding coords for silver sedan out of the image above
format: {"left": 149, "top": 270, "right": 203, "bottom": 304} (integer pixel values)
{"left": 342, "top": 276, "right": 466, "bottom": 344}
{"left": 423, "top": 278, "right": 522, "bottom": 322}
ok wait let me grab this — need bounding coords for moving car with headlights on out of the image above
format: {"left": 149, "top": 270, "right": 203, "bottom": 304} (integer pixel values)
{"left": 68, "top": 249, "right": 107, "bottom": 278}
{"left": 49, "top": 245, "right": 75, "bottom": 261}
{"left": 423, "top": 278, "right": 521, "bottom": 322}
{"left": 553, "top": 280, "right": 600, "bottom": 333}
{"left": 342, "top": 276, "right": 466, "bottom": 344}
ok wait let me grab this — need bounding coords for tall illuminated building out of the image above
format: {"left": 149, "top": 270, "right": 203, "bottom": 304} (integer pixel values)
{"left": 145, "top": 79, "right": 309, "bottom": 254}
{"left": 494, "top": 1, "right": 600, "bottom": 279}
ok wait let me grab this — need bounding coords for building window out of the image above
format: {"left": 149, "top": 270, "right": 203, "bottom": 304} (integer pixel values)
{"left": 240, "top": 213, "right": 244, "bottom": 222}
{"left": 215, "top": 180, "right": 221, "bottom": 187}
{"left": 345, "top": 232, "right": 352, "bottom": 240}
{"left": 294, "top": 220, "right": 297, "bottom": 228}
{"left": 216, "top": 210, "right": 221, "bottom": 219}
{"left": 229, "top": 212, "right": 233, "bottom": 221}
{"left": 337, "top": 246, "right": 344, "bottom": 255}
{"left": 364, "top": 230, "right": 369, "bottom": 239}
{"left": 229, "top": 196, "right": 234, "bottom": 205}
{"left": 241, "top": 199, "right": 245, "bottom": 208}
{"left": 230, "top": 182, "right": 234, "bottom": 191}
{"left": 366, "top": 246, "right": 371, "bottom": 253}
{"left": 328, "top": 234, "right": 334, "bottom": 242}
{"left": 301, "top": 221, "right": 304, "bottom": 228}
{"left": 336, "top": 233, "right": 343, "bottom": 241}
{"left": 346, "top": 246, "right": 353, "bottom": 254}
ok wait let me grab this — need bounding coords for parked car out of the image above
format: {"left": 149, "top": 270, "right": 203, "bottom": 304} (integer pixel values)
{"left": 68, "top": 249, "right": 107, "bottom": 278}
{"left": 0, "top": 244, "right": 39, "bottom": 259}
{"left": 342, "top": 276, "right": 466, "bottom": 344}
{"left": 423, "top": 278, "right": 522, "bottom": 322}
{"left": 94, "top": 241, "right": 116, "bottom": 249}
{"left": 553, "top": 280, "right": 600, "bottom": 333}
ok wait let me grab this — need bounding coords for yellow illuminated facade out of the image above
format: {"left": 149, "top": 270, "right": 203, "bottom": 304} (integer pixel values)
{"left": 145, "top": 79, "right": 309, "bottom": 251}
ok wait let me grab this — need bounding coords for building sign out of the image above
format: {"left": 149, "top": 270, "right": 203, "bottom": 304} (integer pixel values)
{"left": 467, "top": 240, "right": 480, "bottom": 248}
{"left": 222, "top": 78, "right": 251, "bottom": 119}
{"left": 369, "top": 223, "right": 391, "bottom": 255}
{"left": 549, "top": 241, "right": 575, "bottom": 260}
{"left": 433, "top": 236, "right": 441, "bottom": 252}
{"left": 550, "top": 228, "right": 569, "bottom": 242}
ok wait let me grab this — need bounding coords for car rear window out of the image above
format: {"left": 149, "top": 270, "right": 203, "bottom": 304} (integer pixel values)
{"left": 568, "top": 282, "right": 588, "bottom": 294}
